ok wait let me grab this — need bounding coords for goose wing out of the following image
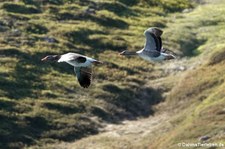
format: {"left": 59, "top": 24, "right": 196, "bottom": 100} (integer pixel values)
{"left": 143, "top": 29, "right": 161, "bottom": 57}
{"left": 158, "top": 36, "right": 162, "bottom": 51}
{"left": 151, "top": 28, "right": 163, "bottom": 50}
{"left": 74, "top": 67, "right": 92, "bottom": 88}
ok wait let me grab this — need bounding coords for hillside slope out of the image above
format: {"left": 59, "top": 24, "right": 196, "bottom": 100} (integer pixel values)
{"left": 150, "top": 1, "right": 225, "bottom": 148}
{"left": 1, "top": 0, "right": 225, "bottom": 149}
{"left": 44, "top": 0, "right": 225, "bottom": 148}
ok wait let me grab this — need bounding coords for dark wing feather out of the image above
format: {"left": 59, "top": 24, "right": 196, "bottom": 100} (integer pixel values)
{"left": 74, "top": 67, "right": 92, "bottom": 88}
{"left": 144, "top": 32, "right": 161, "bottom": 57}
{"left": 75, "top": 56, "right": 87, "bottom": 63}
{"left": 157, "top": 36, "right": 162, "bottom": 52}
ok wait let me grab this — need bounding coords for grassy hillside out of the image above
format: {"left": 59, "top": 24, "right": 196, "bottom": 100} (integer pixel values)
{"left": 149, "top": 1, "right": 225, "bottom": 148}
{"left": 0, "top": 0, "right": 193, "bottom": 148}
{"left": 42, "top": 0, "right": 225, "bottom": 149}
{"left": 1, "top": 0, "right": 225, "bottom": 149}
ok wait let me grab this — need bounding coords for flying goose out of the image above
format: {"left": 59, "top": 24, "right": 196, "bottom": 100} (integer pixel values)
{"left": 41, "top": 52, "right": 102, "bottom": 88}
{"left": 120, "top": 27, "right": 175, "bottom": 62}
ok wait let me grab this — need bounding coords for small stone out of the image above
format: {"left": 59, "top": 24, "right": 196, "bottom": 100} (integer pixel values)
{"left": 43, "top": 37, "right": 57, "bottom": 43}
{"left": 199, "top": 135, "right": 210, "bottom": 141}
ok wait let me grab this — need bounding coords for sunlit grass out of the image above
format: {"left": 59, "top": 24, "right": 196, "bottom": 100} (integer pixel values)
{"left": 147, "top": 1, "right": 225, "bottom": 148}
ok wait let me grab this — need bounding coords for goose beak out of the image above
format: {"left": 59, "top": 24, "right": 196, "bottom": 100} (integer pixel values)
{"left": 41, "top": 56, "right": 48, "bottom": 61}
{"left": 92, "top": 61, "right": 103, "bottom": 65}
{"left": 119, "top": 51, "right": 126, "bottom": 55}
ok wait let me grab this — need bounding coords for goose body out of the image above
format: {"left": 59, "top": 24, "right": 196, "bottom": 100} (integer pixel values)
{"left": 58, "top": 53, "right": 97, "bottom": 67}
{"left": 136, "top": 50, "right": 171, "bottom": 62}
{"left": 120, "top": 27, "right": 175, "bottom": 62}
{"left": 42, "top": 52, "right": 102, "bottom": 88}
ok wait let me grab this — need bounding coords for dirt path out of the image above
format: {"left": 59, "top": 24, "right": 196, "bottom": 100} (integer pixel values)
{"left": 53, "top": 113, "right": 170, "bottom": 149}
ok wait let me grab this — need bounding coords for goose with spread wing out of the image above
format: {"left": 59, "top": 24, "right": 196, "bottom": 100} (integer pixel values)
{"left": 120, "top": 27, "right": 175, "bottom": 62}
{"left": 41, "top": 52, "right": 102, "bottom": 88}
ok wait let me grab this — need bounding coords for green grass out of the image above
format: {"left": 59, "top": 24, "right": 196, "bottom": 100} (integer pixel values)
{"left": 0, "top": 0, "right": 193, "bottom": 148}
{"left": 3, "top": 0, "right": 225, "bottom": 148}
{"left": 41, "top": 0, "right": 225, "bottom": 148}
{"left": 147, "top": 1, "right": 225, "bottom": 148}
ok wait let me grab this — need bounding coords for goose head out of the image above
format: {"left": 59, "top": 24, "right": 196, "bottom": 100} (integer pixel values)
{"left": 41, "top": 55, "right": 60, "bottom": 62}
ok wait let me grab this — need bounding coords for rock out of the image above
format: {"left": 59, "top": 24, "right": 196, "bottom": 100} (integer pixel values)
{"left": 199, "top": 135, "right": 210, "bottom": 141}
{"left": 43, "top": 37, "right": 57, "bottom": 43}
{"left": 0, "top": 25, "right": 9, "bottom": 32}
{"left": 177, "top": 66, "right": 186, "bottom": 71}
{"left": 182, "top": 8, "right": 193, "bottom": 13}
{"left": 84, "top": 8, "right": 96, "bottom": 15}
{"left": 9, "top": 29, "right": 21, "bottom": 36}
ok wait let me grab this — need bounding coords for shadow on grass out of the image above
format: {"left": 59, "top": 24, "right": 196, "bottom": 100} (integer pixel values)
{"left": 0, "top": 114, "right": 50, "bottom": 149}
{"left": 179, "top": 38, "right": 206, "bottom": 56}
{"left": 90, "top": 15, "right": 129, "bottom": 29}
{"left": 92, "top": 83, "right": 163, "bottom": 123}
{"left": 65, "top": 29, "right": 128, "bottom": 51}
{"left": 105, "top": 62, "right": 140, "bottom": 75}
{"left": 117, "top": 0, "right": 139, "bottom": 6}
{"left": 99, "top": 2, "right": 137, "bottom": 17}
{"left": 2, "top": 3, "right": 40, "bottom": 14}
{"left": 0, "top": 48, "right": 73, "bottom": 99}
{"left": 43, "top": 102, "right": 85, "bottom": 115}
{"left": 0, "top": 110, "right": 99, "bottom": 148}
{"left": 57, "top": 12, "right": 129, "bottom": 29}
{"left": 0, "top": 98, "right": 98, "bottom": 149}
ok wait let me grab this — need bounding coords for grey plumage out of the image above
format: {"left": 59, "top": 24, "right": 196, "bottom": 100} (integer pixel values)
{"left": 143, "top": 28, "right": 162, "bottom": 57}
{"left": 74, "top": 67, "right": 92, "bottom": 88}
{"left": 120, "top": 27, "right": 175, "bottom": 62}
